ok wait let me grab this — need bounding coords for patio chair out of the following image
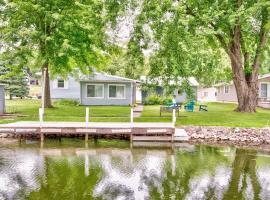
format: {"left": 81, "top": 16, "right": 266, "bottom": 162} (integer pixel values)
{"left": 184, "top": 100, "right": 195, "bottom": 112}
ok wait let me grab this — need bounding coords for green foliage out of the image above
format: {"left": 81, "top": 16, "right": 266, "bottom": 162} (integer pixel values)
{"left": 54, "top": 99, "right": 80, "bottom": 107}
{"left": 143, "top": 95, "right": 172, "bottom": 105}
{"left": 0, "top": 0, "right": 132, "bottom": 76}
{"left": 0, "top": 65, "right": 29, "bottom": 99}
{"left": 127, "top": 0, "right": 270, "bottom": 87}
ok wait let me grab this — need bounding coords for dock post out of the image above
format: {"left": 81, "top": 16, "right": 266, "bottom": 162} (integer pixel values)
{"left": 39, "top": 108, "right": 43, "bottom": 127}
{"left": 130, "top": 107, "right": 134, "bottom": 124}
{"left": 85, "top": 133, "right": 88, "bottom": 142}
{"left": 172, "top": 109, "right": 176, "bottom": 126}
{"left": 86, "top": 107, "right": 89, "bottom": 128}
{"left": 40, "top": 132, "right": 44, "bottom": 142}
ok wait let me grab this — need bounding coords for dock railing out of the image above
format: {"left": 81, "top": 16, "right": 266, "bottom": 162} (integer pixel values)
{"left": 36, "top": 105, "right": 176, "bottom": 126}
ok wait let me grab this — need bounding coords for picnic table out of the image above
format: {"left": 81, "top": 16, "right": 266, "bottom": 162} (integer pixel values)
{"left": 160, "top": 104, "right": 181, "bottom": 117}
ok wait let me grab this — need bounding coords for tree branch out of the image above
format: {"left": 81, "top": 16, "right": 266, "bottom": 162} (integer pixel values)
{"left": 252, "top": 7, "right": 269, "bottom": 74}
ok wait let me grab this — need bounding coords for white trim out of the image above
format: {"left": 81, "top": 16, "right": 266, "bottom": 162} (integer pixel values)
{"left": 86, "top": 83, "right": 104, "bottom": 99}
{"left": 108, "top": 84, "right": 126, "bottom": 99}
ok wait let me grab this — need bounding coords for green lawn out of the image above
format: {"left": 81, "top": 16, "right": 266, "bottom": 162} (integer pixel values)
{"left": 3, "top": 99, "right": 270, "bottom": 128}
{"left": 139, "top": 103, "right": 270, "bottom": 128}
{"left": 5, "top": 99, "right": 130, "bottom": 123}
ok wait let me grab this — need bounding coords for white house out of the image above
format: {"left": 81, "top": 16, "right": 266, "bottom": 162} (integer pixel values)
{"left": 197, "top": 87, "right": 217, "bottom": 102}
{"left": 214, "top": 73, "right": 270, "bottom": 108}
{"left": 50, "top": 72, "right": 140, "bottom": 106}
{"left": 140, "top": 76, "right": 199, "bottom": 102}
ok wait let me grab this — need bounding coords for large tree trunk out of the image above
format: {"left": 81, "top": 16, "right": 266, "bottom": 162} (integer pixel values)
{"left": 42, "top": 62, "right": 53, "bottom": 108}
{"left": 229, "top": 57, "right": 258, "bottom": 113}
{"left": 227, "top": 24, "right": 258, "bottom": 113}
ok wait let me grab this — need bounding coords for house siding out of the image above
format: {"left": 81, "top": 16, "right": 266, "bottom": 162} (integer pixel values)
{"left": 80, "top": 82, "right": 134, "bottom": 105}
{"left": 216, "top": 85, "right": 238, "bottom": 102}
{"left": 50, "top": 78, "right": 81, "bottom": 100}
{"left": 197, "top": 87, "right": 217, "bottom": 102}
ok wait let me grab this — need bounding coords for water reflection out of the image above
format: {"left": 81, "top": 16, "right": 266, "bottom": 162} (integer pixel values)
{"left": 0, "top": 139, "right": 269, "bottom": 200}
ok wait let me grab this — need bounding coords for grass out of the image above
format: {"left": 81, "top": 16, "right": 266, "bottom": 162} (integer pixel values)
{"left": 5, "top": 99, "right": 130, "bottom": 123}
{"left": 3, "top": 99, "right": 270, "bottom": 127}
{"left": 139, "top": 102, "right": 270, "bottom": 128}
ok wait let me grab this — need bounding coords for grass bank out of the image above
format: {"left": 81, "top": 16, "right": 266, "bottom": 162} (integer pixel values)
{"left": 3, "top": 100, "right": 270, "bottom": 128}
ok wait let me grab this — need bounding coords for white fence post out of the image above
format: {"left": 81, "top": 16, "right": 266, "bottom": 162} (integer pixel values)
{"left": 39, "top": 108, "right": 43, "bottom": 127}
{"left": 172, "top": 109, "right": 176, "bottom": 126}
{"left": 86, "top": 107, "right": 89, "bottom": 128}
{"left": 130, "top": 107, "right": 134, "bottom": 124}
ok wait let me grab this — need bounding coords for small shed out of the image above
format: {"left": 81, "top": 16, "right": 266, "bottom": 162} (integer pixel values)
{"left": 0, "top": 84, "right": 5, "bottom": 114}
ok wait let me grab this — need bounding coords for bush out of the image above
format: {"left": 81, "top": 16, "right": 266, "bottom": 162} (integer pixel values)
{"left": 143, "top": 95, "right": 173, "bottom": 105}
{"left": 54, "top": 99, "right": 80, "bottom": 106}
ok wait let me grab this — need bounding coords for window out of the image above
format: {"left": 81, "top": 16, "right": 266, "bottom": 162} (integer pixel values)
{"left": 224, "top": 86, "right": 229, "bottom": 94}
{"left": 57, "top": 79, "right": 65, "bottom": 88}
{"left": 109, "top": 85, "right": 126, "bottom": 99}
{"left": 261, "top": 83, "right": 267, "bottom": 98}
{"left": 204, "top": 92, "right": 208, "bottom": 97}
{"left": 87, "top": 84, "right": 104, "bottom": 98}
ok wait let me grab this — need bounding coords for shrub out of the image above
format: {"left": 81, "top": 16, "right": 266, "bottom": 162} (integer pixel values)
{"left": 143, "top": 95, "right": 173, "bottom": 105}
{"left": 54, "top": 99, "right": 80, "bottom": 106}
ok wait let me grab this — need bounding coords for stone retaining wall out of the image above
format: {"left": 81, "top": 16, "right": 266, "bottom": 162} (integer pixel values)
{"left": 182, "top": 126, "right": 270, "bottom": 146}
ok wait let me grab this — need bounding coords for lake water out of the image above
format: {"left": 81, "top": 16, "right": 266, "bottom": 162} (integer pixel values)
{"left": 0, "top": 139, "right": 270, "bottom": 200}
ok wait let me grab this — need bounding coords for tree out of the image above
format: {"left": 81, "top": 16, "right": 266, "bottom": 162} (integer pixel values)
{"left": 0, "top": 65, "right": 29, "bottom": 99}
{"left": 130, "top": 0, "right": 270, "bottom": 112}
{"left": 0, "top": 0, "right": 128, "bottom": 107}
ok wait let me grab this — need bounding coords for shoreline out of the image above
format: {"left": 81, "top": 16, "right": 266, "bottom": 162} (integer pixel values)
{"left": 1, "top": 125, "right": 270, "bottom": 151}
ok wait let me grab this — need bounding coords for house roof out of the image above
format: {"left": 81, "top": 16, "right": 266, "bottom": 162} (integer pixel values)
{"left": 214, "top": 73, "right": 270, "bottom": 87}
{"left": 140, "top": 76, "right": 199, "bottom": 87}
{"left": 79, "top": 72, "right": 140, "bottom": 83}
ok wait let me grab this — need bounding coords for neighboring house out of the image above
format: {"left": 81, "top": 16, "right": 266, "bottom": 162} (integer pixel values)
{"left": 50, "top": 72, "right": 139, "bottom": 106}
{"left": 214, "top": 73, "right": 270, "bottom": 108}
{"left": 141, "top": 76, "right": 199, "bottom": 103}
{"left": 197, "top": 87, "right": 217, "bottom": 102}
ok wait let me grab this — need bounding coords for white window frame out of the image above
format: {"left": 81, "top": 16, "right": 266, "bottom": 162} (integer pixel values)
{"left": 86, "top": 84, "right": 104, "bottom": 99}
{"left": 224, "top": 85, "right": 230, "bottom": 94}
{"left": 108, "top": 84, "right": 126, "bottom": 99}
{"left": 56, "top": 79, "right": 67, "bottom": 89}
{"left": 260, "top": 82, "right": 268, "bottom": 98}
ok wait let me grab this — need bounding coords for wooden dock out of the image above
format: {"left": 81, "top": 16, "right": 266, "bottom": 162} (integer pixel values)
{"left": 0, "top": 122, "right": 189, "bottom": 142}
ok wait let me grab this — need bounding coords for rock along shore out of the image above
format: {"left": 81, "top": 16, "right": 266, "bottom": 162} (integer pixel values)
{"left": 182, "top": 125, "right": 270, "bottom": 146}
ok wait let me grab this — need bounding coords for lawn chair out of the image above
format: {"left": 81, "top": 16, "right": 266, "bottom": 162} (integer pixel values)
{"left": 184, "top": 100, "right": 195, "bottom": 112}
{"left": 199, "top": 104, "right": 208, "bottom": 111}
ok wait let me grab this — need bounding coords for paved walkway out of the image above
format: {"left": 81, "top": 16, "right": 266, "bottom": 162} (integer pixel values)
{"left": 133, "top": 105, "right": 144, "bottom": 118}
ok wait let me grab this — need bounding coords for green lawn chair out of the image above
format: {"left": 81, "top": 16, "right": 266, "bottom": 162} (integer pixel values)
{"left": 184, "top": 100, "right": 195, "bottom": 112}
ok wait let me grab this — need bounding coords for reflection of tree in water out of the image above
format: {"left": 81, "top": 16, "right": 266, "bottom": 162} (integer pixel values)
{"left": 223, "top": 149, "right": 261, "bottom": 200}
{"left": 149, "top": 145, "right": 230, "bottom": 199}
{"left": 148, "top": 146, "right": 264, "bottom": 200}
{"left": 26, "top": 157, "right": 103, "bottom": 200}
